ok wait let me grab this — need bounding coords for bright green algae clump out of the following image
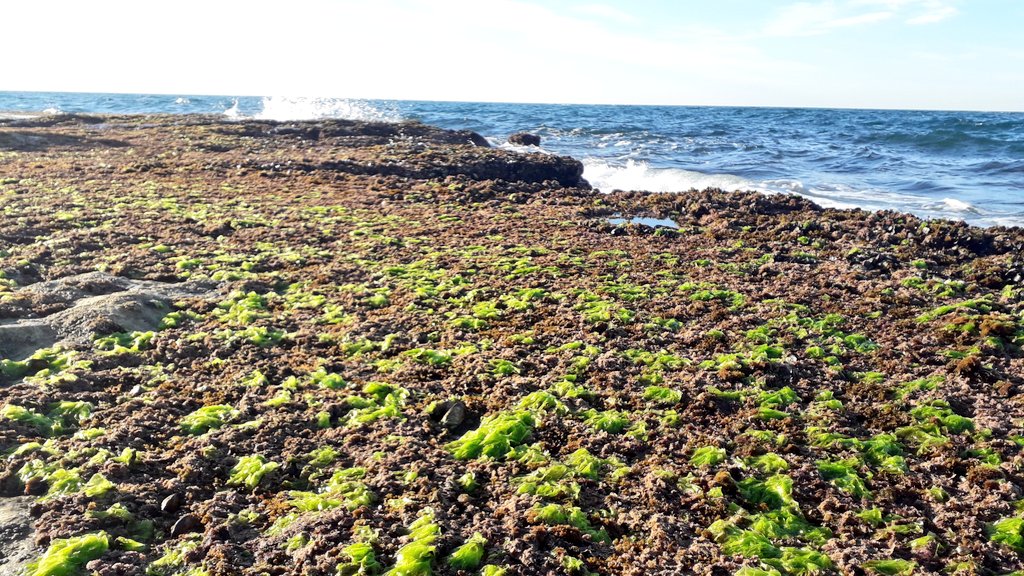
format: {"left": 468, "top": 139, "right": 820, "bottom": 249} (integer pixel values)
{"left": 26, "top": 532, "right": 109, "bottom": 576}
{"left": 179, "top": 404, "right": 238, "bottom": 435}
{"left": 446, "top": 411, "right": 535, "bottom": 460}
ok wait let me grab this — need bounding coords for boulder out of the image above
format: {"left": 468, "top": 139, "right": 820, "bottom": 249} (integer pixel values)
{"left": 508, "top": 133, "right": 541, "bottom": 146}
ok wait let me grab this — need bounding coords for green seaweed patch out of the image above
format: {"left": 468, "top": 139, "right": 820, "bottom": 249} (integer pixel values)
{"left": 383, "top": 509, "right": 440, "bottom": 576}
{"left": 228, "top": 455, "right": 280, "bottom": 489}
{"left": 340, "top": 382, "right": 408, "bottom": 427}
{"left": 987, "top": 515, "right": 1024, "bottom": 552}
{"left": 691, "top": 446, "right": 727, "bottom": 468}
{"left": 643, "top": 386, "right": 683, "bottom": 405}
{"left": 94, "top": 330, "right": 155, "bottom": 356}
{"left": 817, "top": 459, "right": 871, "bottom": 499}
{"left": 447, "top": 532, "right": 487, "bottom": 570}
{"left": 527, "top": 503, "right": 610, "bottom": 543}
{"left": 26, "top": 531, "right": 109, "bottom": 576}
{"left": 146, "top": 535, "right": 201, "bottom": 576}
{"left": 448, "top": 411, "right": 535, "bottom": 460}
{"left": 336, "top": 541, "right": 381, "bottom": 576}
{"left": 861, "top": 559, "right": 917, "bottom": 576}
{"left": 179, "top": 404, "right": 239, "bottom": 435}
{"left": 581, "top": 409, "right": 630, "bottom": 434}
{"left": 2, "top": 401, "right": 93, "bottom": 436}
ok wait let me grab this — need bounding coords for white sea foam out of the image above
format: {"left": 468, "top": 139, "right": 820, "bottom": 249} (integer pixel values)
{"left": 583, "top": 159, "right": 756, "bottom": 194}
{"left": 254, "top": 96, "right": 400, "bottom": 122}
{"left": 41, "top": 106, "right": 63, "bottom": 115}
{"left": 581, "top": 158, "right": 1022, "bottom": 227}
{"left": 937, "top": 198, "right": 981, "bottom": 214}
{"left": 223, "top": 99, "right": 242, "bottom": 119}
{"left": 174, "top": 97, "right": 191, "bottom": 105}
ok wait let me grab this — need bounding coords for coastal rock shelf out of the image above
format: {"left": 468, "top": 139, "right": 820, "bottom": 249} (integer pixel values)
{"left": 1, "top": 114, "right": 1023, "bottom": 575}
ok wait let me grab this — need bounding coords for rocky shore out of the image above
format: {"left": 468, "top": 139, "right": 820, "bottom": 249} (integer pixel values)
{"left": 1, "top": 114, "right": 1023, "bottom": 575}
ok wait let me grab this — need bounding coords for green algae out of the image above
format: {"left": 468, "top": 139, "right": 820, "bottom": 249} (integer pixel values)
{"left": 447, "top": 532, "right": 487, "bottom": 570}
{"left": 179, "top": 404, "right": 238, "bottom": 435}
{"left": 25, "top": 532, "right": 109, "bottom": 576}
{"left": 227, "top": 455, "right": 280, "bottom": 489}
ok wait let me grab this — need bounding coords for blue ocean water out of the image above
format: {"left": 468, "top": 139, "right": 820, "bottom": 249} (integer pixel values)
{"left": 2, "top": 92, "right": 1023, "bottom": 228}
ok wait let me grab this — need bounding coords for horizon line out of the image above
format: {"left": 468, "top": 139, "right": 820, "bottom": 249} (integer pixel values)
{"left": 1, "top": 88, "right": 1021, "bottom": 115}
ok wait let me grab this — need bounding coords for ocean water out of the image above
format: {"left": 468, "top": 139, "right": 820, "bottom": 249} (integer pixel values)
{"left": 2, "top": 91, "right": 1023, "bottom": 228}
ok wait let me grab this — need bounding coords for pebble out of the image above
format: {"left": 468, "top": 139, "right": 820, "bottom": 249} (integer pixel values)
{"left": 441, "top": 401, "right": 467, "bottom": 428}
{"left": 170, "top": 513, "right": 202, "bottom": 536}
{"left": 161, "top": 492, "right": 183, "bottom": 513}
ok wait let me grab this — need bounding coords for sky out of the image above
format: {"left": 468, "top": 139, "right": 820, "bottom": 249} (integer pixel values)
{"left": 2, "top": 0, "right": 1022, "bottom": 111}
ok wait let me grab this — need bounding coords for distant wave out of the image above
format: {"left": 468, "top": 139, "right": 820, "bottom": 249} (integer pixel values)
{"left": 583, "top": 159, "right": 755, "bottom": 194}
{"left": 250, "top": 97, "right": 401, "bottom": 122}
{"left": 581, "top": 159, "right": 1021, "bottom": 227}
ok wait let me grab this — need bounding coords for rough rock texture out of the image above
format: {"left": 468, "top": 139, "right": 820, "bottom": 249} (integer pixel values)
{"left": 0, "top": 114, "right": 1023, "bottom": 576}
{"left": 508, "top": 133, "right": 541, "bottom": 146}
{"left": 0, "top": 497, "right": 34, "bottom": 576}
{"left": 0, "top": 272, "right": 216, "bottom": 359}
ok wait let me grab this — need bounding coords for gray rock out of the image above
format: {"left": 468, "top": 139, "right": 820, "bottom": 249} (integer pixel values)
{"left": 441, "top": 401, "right": 467, "bottom": 428}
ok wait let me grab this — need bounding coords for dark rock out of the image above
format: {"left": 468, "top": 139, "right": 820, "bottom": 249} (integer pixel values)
{"left": 161, "top": 493, "right": 183, "bottom": 514}
{"left": 312, "top": 148, "right": 589, "bottom": 189}
{"left": 509, "top": 133, "right": 541, "bottom": 146}
{"left": 170, "top": 514, "right": 202, "bottom": 536}
{"left": 441, "top": 401, "right": 467, "bottom": 428}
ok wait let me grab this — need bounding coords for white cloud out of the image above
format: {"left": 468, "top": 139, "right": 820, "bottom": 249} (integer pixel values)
{"left": 572, "top": 3, "right": 639, "bottom": 24}
{"left": 907, "top": 5, "right": 958, "bottom": 24}
{"left": 764, "top": 0, "right": 957, "bottom": 36}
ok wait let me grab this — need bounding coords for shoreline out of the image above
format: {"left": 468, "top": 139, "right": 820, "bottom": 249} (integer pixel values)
{"left": 1, "top": 114, "right": 1023, "bottom": 574}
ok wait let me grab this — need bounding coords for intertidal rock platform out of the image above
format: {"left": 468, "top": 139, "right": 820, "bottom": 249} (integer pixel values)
{"left": 1, "top": 114, "right": 1023, "bottom": 575}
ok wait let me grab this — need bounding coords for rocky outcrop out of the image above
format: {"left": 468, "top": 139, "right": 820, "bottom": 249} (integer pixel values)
{"left": 508, "top": 132, "right": 541, "bottom": 146}
{"left": 313, "top": 146, "right": 588, "bottom": 188}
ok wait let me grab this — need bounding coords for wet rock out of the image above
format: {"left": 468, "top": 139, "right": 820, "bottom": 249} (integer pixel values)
{"left": 441, "top": 401, "right": 467, "bottom": 428}
{"left": 509, "top": 133, "right": 541, "bottom": 146}
{"left": 161, "top": 492, "right": 183, "bottom": 514}
{"left": 0, "top": 496, "right": 35, "bottom": 575}
{"left": 170, "top": 514, "right": 202, "bottom": 536}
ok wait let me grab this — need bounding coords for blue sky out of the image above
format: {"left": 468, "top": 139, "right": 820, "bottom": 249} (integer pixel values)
{"left": 2, "top": 0, "right": 1022, "bottom": 111}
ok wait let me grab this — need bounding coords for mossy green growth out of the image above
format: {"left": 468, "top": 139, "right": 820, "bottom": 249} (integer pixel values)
{"left": 214, "top": 291, "right": 270, "bottom": 325}
{"left": 738, "top": 474, "right": 796, "bottom": 509}
{"left": 691, "top": 446, "right": 727, "bottom": 467}
{"left": 517, "top": 391, "right": 567, "bottom": 415}
{"left": 643, "top": 385, "right": 682, "bottom": 405}
{"left": 26, "top": 531, "right": 109, "bottom": 576}
{"left": 447, "top": 532, "right": 487, "bottom": 570}
{"left": 581, "top": 409, "right": 630, "bottom": 434}
{"left": 763, "top": 547, "right": 832, "bottom": 574}
{"left": 480, "top": 566, "right": 508, "bottom": 576}
{"left": 908, "top": 400, "right": 974, "bottom": 434}
{"left": 861, "top": 559, "right": 917, "bottom": 575}
{"left": 1, "top": 404, "right": 55, "bottom": 434}
{"left": 179, "top": 404, "right": 238, "bottom": 435}
{"left": 2, "top": 401, "right": 94, "bottom": 436}
{"left": 817, "top": 459, "right": 871, "bottom": 499}
{"left": 146, "top": 536, "right": 200, "bottom": 575}
{"left": 383, "top": 509, "right": 440, "bottom": 576}
{"left": 988, "top": 516, "right": 1024, "bottom": 552}
{"left": 94, "top": 331, "right": 155, "bottom": 355}
{"left": 227, "top": 455, "right": 280, "bottom": 489}
{"left": 342, "top": 382, "right": 408, "bottom": 426}
{"left": 336, "top": 541, "right": 381, "bottom": 576}
{"left": 82, "top": 473, "right": 115, "bottom": 497}
{"left": 447, "top": 411, "right": 535, "bottom": 460}
{"left": 528, "top": 503, "right": 610, "bottom": 543}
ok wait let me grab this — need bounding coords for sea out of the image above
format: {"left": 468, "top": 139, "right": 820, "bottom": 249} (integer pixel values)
{"left": 2, "top": 92, "right": 1022, "bottom": 228}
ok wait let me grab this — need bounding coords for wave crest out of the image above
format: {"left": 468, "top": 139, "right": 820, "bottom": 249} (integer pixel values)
{"left": 254, "top": 97, "right": 400, "bottom": 122}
